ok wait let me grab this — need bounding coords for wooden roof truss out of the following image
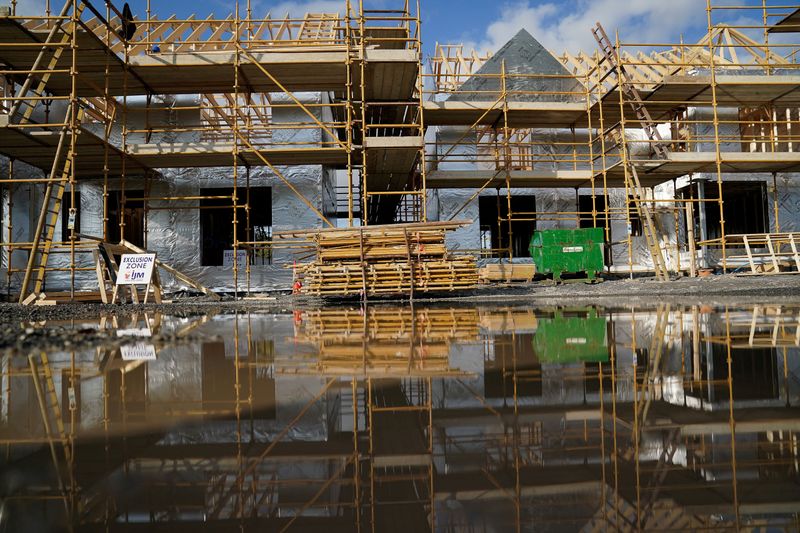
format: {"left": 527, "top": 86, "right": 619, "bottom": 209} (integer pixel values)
{"left": 18, "top": 11, "right": 343, "bottom": 55}
{"left": 429, "top": 43, "right": 491, "bottom": 93}
{"left": 556, "top": 25, "right": 791, "bottom": 95}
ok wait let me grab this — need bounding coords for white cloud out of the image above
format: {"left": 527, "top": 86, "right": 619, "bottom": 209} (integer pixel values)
{"left": 467, "top": 0, "right": 715, "bottom": 55}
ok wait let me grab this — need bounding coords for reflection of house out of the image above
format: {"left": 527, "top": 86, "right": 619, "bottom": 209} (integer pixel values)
{"left": 1, "top": 306, "right": 799, "bottom": 530}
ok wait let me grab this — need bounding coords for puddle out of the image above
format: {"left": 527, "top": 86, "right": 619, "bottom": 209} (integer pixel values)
{"left": 1, "top": 303, "right": 799, "bottom": 531}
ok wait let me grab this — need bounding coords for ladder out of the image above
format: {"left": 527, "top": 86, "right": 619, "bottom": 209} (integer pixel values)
{"left": 8, "top": 0, "right": 85, "bottom": 125}
{"left": 28, "top": 352, "right": 73, "bottom": 495}
{"left": 624, "top": 150, "right": 670, "bottom": 280}
{"left": 636, "top": 304, "right": 670, "bottom": 425}
{"left": 592, "top": 23, "right": 670, "bottom": 280}
{"left": 18, "top": 104, "right": 84, "bottom": 303}
{"left": 14, "top": 1, "right": 87, "bottom": 302}
{"left": 639, "top": 427, "right": 682, "bottom": 527}
{"left": 591, "top": 23, "right": 668, "bottom": 159}
{"left": 299, "top": 13, "right": 339, "bottom": 43}
{"left": 619, "top": 303, "right": 670, "bottom": 466}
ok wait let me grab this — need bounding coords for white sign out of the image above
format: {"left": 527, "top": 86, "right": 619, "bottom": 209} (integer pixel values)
{"left": 67, "top": 386, "right": 76, "bottom": 410}
{"left": 116, "top": 254, "right": 156, "bottom": 285}
{"left": 223, "top": 249, "right": 248, "bottom": 269}
{"left": 67, "top": 208, "right": 77, "bottom": 230}
{"left": 116, "top": 326, "right": 152, "bottom": 338}
{"left": 562, "top": 246, "right": 584, "bottom": 253}
{"left": 566, "top": 337, "right": 588, "bottom": 345}
{"left": 120, "top": 342, "right": 157, "bottom": 361}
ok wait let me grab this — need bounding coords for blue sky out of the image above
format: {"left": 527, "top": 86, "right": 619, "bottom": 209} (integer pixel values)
{"left": 17, "top": 0, "right": 787, "bottom": 57}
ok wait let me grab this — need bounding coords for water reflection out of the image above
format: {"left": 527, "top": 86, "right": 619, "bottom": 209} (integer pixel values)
{"left": 1, "top": 304, "right": 799, "bottom": 531}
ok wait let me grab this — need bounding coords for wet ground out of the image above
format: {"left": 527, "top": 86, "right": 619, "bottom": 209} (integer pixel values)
{"left": 2, "top": 273, "right": 800, "bottom": 352}
{"left": 1, "top": 282, "right": 800, "bottom": 531}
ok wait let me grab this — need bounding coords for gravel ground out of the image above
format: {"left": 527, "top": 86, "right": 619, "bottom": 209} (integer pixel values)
{"left": 1, "top": 273, "right": 799, "bottom": 351}
{"left": 451, "top": 272, "right": 800, "bottom": 306}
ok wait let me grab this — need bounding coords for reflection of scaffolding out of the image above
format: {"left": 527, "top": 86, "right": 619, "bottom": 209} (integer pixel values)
{"left": 1, "top": 305, "right": 800, "bottom": 529}
{"left": 288, "top": 306, "right": 479, "bottom": 376}
{"left": 705, "top": 305, "right": 800, "bottom": 349}
{"left": 27, "top": 351, "right": 74, "bottom": 514}
{"left": 367, "top": 377, "right": 434, "bottom": 531}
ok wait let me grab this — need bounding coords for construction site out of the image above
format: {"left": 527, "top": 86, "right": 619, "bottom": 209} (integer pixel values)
{"left": 0, "top": 0, "right": 800, "bottom": 301}
{"left": 2, "top": 0, "right": 800, "bottom": 531}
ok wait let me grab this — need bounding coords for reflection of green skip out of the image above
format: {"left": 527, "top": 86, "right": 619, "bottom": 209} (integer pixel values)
{"left": 529, "top": 228, "right": 605, "bottom": 283}
{"left": 532, "top": 309, "right": 609, "bottom": 364}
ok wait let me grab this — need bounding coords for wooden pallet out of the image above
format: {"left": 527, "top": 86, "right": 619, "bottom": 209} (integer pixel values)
{"left": 297, "top": 258, "right": 478, "bottom": 296}
{"left": 724, "top": 232, "right": 800, "bottom": 275}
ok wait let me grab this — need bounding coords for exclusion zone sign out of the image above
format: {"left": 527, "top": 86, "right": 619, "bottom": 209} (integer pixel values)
{"left": 116, "top": 254, "right": 156, "bottom": 285}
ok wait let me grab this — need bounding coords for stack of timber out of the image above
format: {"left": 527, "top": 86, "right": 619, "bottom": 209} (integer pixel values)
{"left": 479, "top": 263, "right": 536, "bottom": 283}
{"left": 297, "top": 307, "right": 481, "bottom": 342}
{"left": 280, "top": 307, "right": 480, "bottom": 377}
{"left": 277, "top": 221, "right": 478, "bottom": 296}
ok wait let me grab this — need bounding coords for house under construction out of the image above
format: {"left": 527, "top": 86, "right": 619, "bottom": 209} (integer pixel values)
{"left": 2, "top": 0, "right": 800, "bottom": 300}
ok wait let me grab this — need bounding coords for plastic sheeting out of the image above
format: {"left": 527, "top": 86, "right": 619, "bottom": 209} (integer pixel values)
{"left": 449, "top": 29, "right": 584, "bottom": 103}
{"left": 0, "top": 93, "right": 331, "bottom": 293}
{"left": 5, "top": 91, "right": 800, "bottom": 292}
{"left": 432, "top": 123, "right": 674, "bottom": 268}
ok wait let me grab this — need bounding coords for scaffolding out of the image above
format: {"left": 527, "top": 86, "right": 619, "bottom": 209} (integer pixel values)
{"left": 3, "top": 0, "right": 800, "bottom": 300}
{"left": 0, "top": 0, "right": 427, "bottom": 300}
{"left": 426, "top": 1, "right": 800, "bottom": 278}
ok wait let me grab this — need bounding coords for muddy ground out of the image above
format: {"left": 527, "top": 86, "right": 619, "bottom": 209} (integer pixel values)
{"left": 1, "top": 273, "right": 799, "bottom": 352}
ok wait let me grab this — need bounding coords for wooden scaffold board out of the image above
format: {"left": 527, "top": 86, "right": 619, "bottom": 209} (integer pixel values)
{"left": 277, "top": 221, "right": 478, "bottom": 297}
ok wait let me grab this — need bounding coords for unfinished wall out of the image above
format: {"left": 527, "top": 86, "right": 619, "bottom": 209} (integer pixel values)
{"left": 430, "top": 105, "right": 800, "bottom": 272}
{"left": 0, "top": 92, "right": 332, "bottom": 294}
{"left": 1, "top": 158, "right": 43, "bottom": 294}
{"left": 430, "top": 125, "right": 670, "bottom": 269}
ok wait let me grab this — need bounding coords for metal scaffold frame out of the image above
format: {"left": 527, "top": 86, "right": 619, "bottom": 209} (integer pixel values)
{"left": 3, "top": 0, "right": 800, "bottom": 301}
{"left": 424, "top": 0, "right": 800, "bottom": 278}
{"left": 0, "top": 0, "right": 427, "bottom": 301}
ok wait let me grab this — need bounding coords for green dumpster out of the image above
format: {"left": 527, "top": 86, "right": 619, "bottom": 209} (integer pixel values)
{"left": 532, "top": 310, "right": 609, "bottom": 364}
{"left": 529, "top": 227, "right": 604, "bottom": 282}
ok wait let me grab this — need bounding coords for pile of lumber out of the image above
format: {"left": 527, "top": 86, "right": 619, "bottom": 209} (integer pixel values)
{"left": 478, "top": 263, "right": 536, "bottom": 283}
{"left": 298, "top": 307, "right": 481, "bottom": 341}
{"left": 279, "top": 307, "right": 480, "bottom": 377}
{"left": 277, "top": 221, "right": 478, "bottom": 297}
